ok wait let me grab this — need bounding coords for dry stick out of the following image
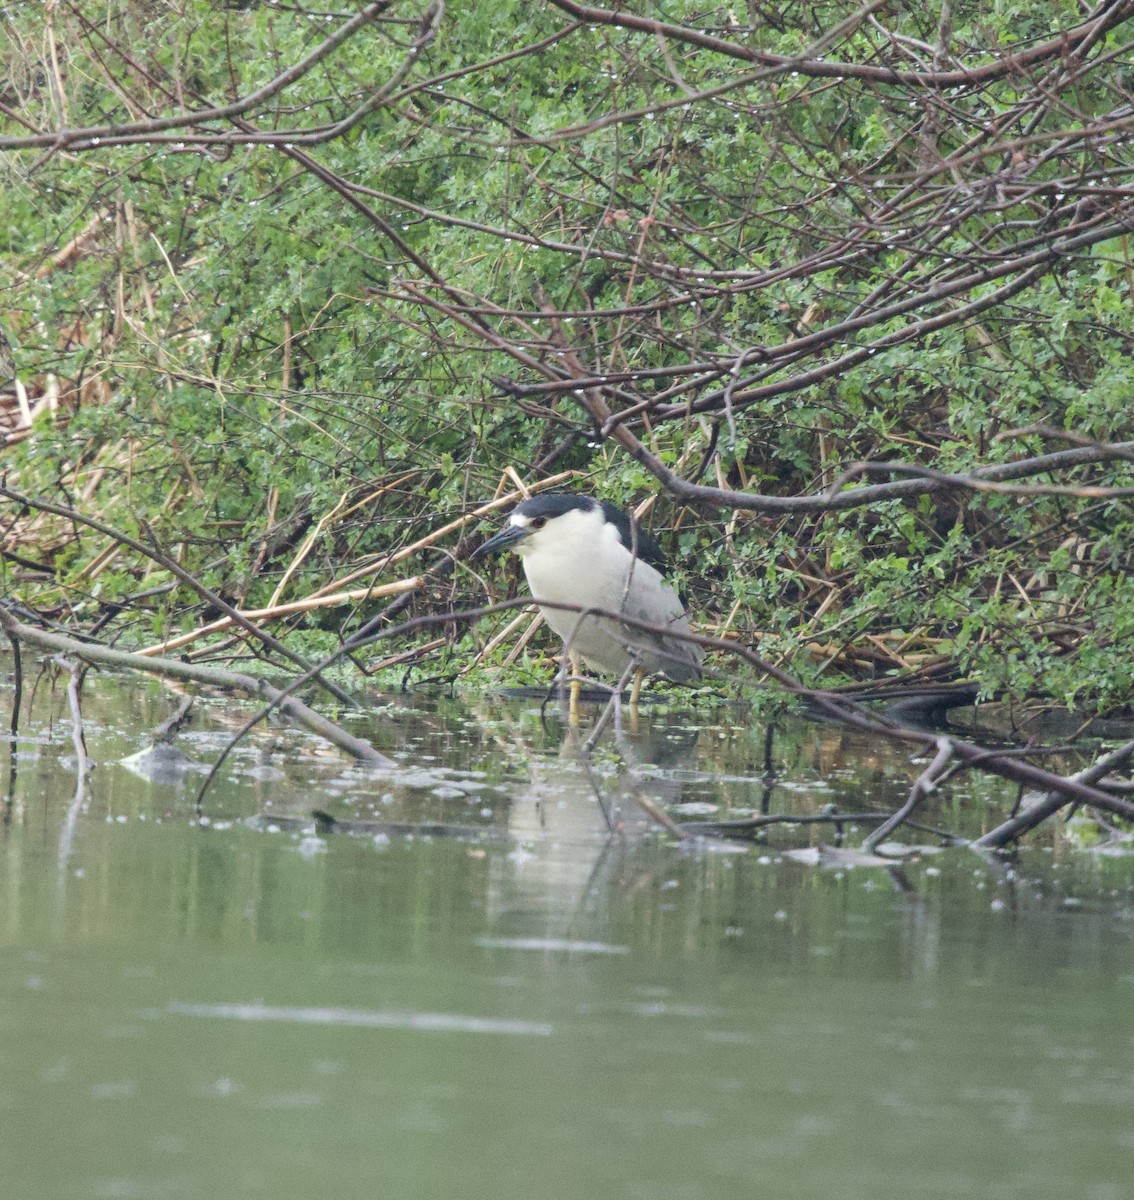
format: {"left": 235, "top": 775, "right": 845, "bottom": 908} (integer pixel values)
{"left": 135, "top": 519, "right": 357, "bottom": 708}
{"left": 136, "top": 577, "right": 424, "bottom": 657}
{"left": 468, "top": 609, "right": 535, "bottom": 672}
{"left": 498, "top": 613, "right": 545, "bottom": 671}
{"left": 266, "top": 473, "right": 421, "bottom": 608}
{"left": 366, "top": 636, "right": 448, "bottom": 676}
{"left": 267, "top": 490, "right": 352, "bottom": 609}
{"left": 309, "top": 472, "right": 578, "bottom": 600}
{"left": 975, "top": 736, "right": 1134, "bottom": 849}
{"left": 862, "top": 737, "right": 956, "bottom": 852}
{"left": 0, "top": 485, "right": 355, "bottom": 708}
{"left": 0, "top": 608, "right": 394, "bottom": 768}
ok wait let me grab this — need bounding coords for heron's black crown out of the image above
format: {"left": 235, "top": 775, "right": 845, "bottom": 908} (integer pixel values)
{"left": 513, "top": 494, "right": 669, "bottom": 575}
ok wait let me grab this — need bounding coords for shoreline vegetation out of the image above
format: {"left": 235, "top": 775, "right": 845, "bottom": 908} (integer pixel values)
{"left": 2, "top": 1, "right": 1134, "bottom": 846}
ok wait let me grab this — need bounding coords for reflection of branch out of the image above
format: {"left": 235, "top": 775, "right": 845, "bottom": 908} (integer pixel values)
{"left": 55, "top": 655, "right": 91, "bottom": 873}
{"left": 681, "top": 809, "right": 960, "bottom": 842}
{"left": 5, "top": 627, "right": 21, "bottom": 742}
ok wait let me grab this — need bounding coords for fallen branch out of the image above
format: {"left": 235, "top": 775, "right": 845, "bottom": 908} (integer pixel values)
{"left": 974, "top": 736, "right": 1134, "bottom": 848}
{"left": 862, "top": 737, "right": 955, "bottom": 851}
{"left": 0, "top": 607, "right": 394, "bottom": 768}
{"left": 680, "top": 809, "right": 960, "bottom": 841}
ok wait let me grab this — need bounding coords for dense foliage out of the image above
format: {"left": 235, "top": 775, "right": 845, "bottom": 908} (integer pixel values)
{"left": 1, "top": 0, "right": 1133, "bottom": 718}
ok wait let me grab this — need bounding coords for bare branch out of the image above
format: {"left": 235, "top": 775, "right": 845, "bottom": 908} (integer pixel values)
{"left": 546, "top": 0, "right": 1134, "bottom": 89}
{"left": 0, "top": 2, "right": 398, "bottom": 152}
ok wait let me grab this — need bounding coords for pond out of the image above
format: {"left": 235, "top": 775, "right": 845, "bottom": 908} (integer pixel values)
{"left": 1, "top": 668, "right": 1133, "bottom": 1199}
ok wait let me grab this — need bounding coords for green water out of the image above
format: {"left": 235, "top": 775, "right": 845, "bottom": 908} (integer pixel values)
{"left": 1, "top": 674, "right": 1133, "bottom": 1199}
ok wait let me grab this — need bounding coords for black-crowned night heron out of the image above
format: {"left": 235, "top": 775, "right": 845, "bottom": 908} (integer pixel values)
{"left": 473, "top": 494, "right": 702, "bottom": 714}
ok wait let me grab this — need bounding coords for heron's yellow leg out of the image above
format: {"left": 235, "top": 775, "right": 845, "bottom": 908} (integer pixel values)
{"left": 629, "top": 666, "right": 646, "bottom": 709}
{"left": 568, "top": 652, "right": 583, "bottom": 722}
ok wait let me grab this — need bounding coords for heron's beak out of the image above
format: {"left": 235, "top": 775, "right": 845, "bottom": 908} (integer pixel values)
{"left": 472, "top": 522, "right": 530, "bottom": 558}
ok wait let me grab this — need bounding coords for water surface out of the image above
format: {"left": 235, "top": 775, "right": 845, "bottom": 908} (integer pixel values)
{"left": 1, "top": 671, "right": 1132, "bottom": 1199}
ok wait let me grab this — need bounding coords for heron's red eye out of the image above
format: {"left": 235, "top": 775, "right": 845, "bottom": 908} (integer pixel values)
{"left": 530, "top": 517, "right": 547, "bottom": 529}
